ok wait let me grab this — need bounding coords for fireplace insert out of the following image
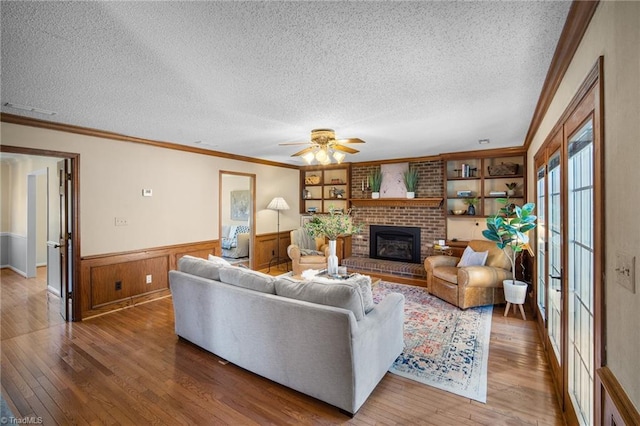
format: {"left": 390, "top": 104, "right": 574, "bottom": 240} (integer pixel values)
{"left": 369, "top": 225, "right": 421, "bottom": 263}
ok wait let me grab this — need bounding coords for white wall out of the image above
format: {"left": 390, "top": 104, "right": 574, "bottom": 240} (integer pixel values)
{"left": 527, "top": 1, "right": 640, "bottom": 408}
{"left": 221, "top": 174, "right": 251, "bottom": 226}
{"left": 0, "top": 123, "right": 300, "bottom": 257}
{"left": 0, "top": 155, "right": 60, "bottom": 272}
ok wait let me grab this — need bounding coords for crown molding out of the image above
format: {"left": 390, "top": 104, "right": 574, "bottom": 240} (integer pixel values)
{"left": 523, "top": 0, "right": 600, "bottom": 150}
{"left": 0, "top": 113, "right": 298, "bottom": 170}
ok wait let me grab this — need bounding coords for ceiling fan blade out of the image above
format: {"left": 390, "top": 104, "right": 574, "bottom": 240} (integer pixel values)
{"left": 335, "top": 138, "right": 365, "bottom": 144}
{"left": 290, "top": 146, "right": 315, "bottom": 157}
{"left": 332, "top": 144, "right": 359, "bottom": 154}
{"left": 278, "top": 141, "right": 311, "bottom": 146}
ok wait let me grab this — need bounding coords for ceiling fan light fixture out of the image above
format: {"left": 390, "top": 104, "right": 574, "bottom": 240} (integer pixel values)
{"left": 302, "top": 152, "right": 315, "bottom": 164}
{"left": 315, "top": 149, "right": 328, "bottom": 163}
{"left": 333, "top": 151, "right": 346, "bottom": 163}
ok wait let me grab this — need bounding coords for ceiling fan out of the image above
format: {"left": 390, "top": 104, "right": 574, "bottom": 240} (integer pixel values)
{"left": 279, "top": 128, "right": 365, "bottom": 164}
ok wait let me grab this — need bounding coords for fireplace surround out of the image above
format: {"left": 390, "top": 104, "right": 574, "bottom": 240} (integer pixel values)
{"left": 369, "top": 225, "right": 421, "bottom": 264}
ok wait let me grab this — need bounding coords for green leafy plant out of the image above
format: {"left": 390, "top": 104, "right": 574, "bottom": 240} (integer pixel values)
{"left": 368, "top": 168, "right": 383, "bottom": 192}
{"left": 463, "top": 197, "right": 478, "bottom": 206}
{"left": 505, "top": 182, "right": 518, "bottom": 190}
{"left": 304, "top": 206, "right": 362, "bottom": 241}
{"left": 403, "top": 167, "right": 419, "bottom": 192}
{"left": 483, "top": 198, "right": 537, "bottom": 284}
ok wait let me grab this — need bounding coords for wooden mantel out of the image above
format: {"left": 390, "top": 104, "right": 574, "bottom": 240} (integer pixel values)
{"left": 350, "top": 197, "right": 443, "bottom": 208}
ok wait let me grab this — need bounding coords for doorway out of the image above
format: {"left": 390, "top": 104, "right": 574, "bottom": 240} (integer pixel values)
{"left": 533, "top": 59, "right": 603, "bottom": 425}
{"left": 0, "top": 146, "right": 80, "bottom": 321}
{"left": 219, "top": 171, "right": 256, "bottom": 269}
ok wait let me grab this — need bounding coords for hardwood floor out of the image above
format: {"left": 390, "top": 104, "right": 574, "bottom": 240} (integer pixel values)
{"left": 1, "top": 267, "right": 565, "bottom": 425}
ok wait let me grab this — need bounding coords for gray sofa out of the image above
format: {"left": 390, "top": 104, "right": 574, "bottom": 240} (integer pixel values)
{"left": 169, "top": 256, "right": 405, "bottom": 415}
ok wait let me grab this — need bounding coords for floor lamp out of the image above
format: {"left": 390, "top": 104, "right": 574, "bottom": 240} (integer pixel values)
{"left": 267, "top": 196, "right": 290, "bottom": 272}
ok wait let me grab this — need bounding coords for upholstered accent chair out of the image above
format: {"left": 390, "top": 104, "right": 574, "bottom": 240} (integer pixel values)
{"left": 287, "top": 228, "right": 329, "bottom": 276}
{"left": 424, "top": 240, "right": 512, "bottom": 309}
{"left": 220, "top": 225, "right": 250, "bottom": 259}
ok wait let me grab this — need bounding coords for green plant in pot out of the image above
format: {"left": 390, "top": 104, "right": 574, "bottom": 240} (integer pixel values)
{"left": 505, "top": 182, "right": 518, "bottom": 196}
{"left": 463, "top": 197, "right": 478, "bottom": 215}
{"left": 403, "top": 167, "right": 419, "bottom": 199}
{"left": 368, "top": 168, "right": 383, "bottom": 199}
{"left": 304, "top": 206, "right": 362, "bottom": 276}
{"left": 483, "top": 198, "right": 537, "bottom": 306}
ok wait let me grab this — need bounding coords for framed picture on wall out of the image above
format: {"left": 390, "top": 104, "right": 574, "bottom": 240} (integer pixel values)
{"left": 230, "top": 190, "right": 250, "bottom": 220}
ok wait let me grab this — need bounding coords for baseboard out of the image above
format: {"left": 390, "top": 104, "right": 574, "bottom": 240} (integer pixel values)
{"left": 1, "top": 265, "right": 27, "bottom": 277}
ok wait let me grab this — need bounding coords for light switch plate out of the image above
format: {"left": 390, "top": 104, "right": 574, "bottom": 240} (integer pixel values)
{"left": 615, "top": 252, "right": 636, "bottom": 293}
{"left": 142, "top": 189, "right": 153, "bottom": 197}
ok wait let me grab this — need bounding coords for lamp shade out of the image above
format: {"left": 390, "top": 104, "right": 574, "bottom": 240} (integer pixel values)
{"left": 267, "top": 197, "right": 290, "bottom": 211}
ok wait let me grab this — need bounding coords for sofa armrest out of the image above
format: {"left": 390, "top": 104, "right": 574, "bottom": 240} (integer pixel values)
{"left": 351, "top": 292, "right": 404, "bottom": 410}
{"left": 457, "top": 266, "right": 513, "bottom": 289}
{"left": 424, "top": 255, "right": 460, "bottom": 272}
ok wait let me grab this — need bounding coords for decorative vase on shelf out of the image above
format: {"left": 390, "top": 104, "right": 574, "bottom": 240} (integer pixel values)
{"left": 371, "top": 192, "right": 380, "bottom": 199}
{"left": 467, "top": 204, "right": 476, "bottom": 215}
{"left": 327, "top": 240, "right": 339, "bottom": 276}
{"left": 406, "top": 191, "right": 415, "bottom": 199}
{"left": 507, "top": 189, "right": 515, "bottom": 196}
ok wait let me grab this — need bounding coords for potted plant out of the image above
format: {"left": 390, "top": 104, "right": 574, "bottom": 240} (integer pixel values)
{"left": 505, "top": 182, "right": 518, "bottom": 196}
{"left": 368, "top": 168, "right": 383, "bottom": 199}
{"left": 304, "top": 207, "right": 362, "bottom": 275}
{"left": 463, "top": 197, "right": 478, "bottom": 215}
{"left": 403, "top": 167, "right": 419, "bottom": 199}
{"left": 482, "top": 198, "right": 537, "bottom": 306}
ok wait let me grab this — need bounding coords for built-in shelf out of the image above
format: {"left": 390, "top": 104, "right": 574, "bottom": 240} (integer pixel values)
{"left": 350, "top": 197, "right": 443, "bottom": 208}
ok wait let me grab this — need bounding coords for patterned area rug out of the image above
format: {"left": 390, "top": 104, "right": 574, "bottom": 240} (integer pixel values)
{"left": 373, "top": 282, "right": 493, "bottom": 403}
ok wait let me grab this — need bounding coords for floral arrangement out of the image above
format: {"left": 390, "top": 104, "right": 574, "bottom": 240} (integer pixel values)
{"left": 304, "top": 207, "right": 362, "bottom": 240}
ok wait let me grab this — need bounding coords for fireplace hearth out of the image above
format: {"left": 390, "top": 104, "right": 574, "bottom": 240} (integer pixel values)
{"left": 369, "top": 225, "right": 421, "bottom": 264}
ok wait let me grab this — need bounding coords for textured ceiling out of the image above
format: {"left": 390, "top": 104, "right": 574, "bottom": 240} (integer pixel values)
{"left": 1, "top": 1, "right": 571, "bottom": 165}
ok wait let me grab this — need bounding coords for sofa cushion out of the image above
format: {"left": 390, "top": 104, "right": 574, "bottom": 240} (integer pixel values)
{"left": 219, "top": 266, "right": 276, "bottom": 294}
{"left": 433, "top": 266, "right": 459, "bottom": 284}
{"left": 275, "top": 277, "right": 366, "bottom": 320}
{"left": 178, "top": 255, "right": 225, "bottom": 281}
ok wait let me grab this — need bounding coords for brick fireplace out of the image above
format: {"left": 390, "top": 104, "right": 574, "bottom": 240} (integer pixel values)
{"left": 349, "top": 160, "right": 445, "bottom": 262}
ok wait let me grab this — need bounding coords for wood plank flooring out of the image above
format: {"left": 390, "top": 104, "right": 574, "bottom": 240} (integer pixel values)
{"left": 1, "top": 267, "right": 565, "bottom": 425}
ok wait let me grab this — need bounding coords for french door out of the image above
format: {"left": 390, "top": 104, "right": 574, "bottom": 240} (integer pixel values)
{"left": 534, "top": 60, "right": 603, "bottom": 425}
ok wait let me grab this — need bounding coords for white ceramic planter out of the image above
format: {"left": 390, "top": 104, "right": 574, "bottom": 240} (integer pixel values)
{"left": 406, "top": 191, "right": 415, "bottom": 199}
{"left": 371, "top": 192, "right": 380, "bottom": 199}
{"left": 503, "top": 279, "right": 528, "bottom": 304}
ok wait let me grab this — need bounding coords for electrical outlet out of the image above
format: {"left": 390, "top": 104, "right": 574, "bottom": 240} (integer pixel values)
{"left": 115, "top": 217, "right": 128, "bottom": 226}
{"left": 115, "top": 281, "right": 122, "bottom": 291}
{"left": 146, "top": 274, "right": 152, "bottom": 284}
{"left": 615, "top": 252, "right": 636, "bottom": 293}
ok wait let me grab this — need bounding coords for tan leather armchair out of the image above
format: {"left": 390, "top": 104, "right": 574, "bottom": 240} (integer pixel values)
{"left": 424, "top": 240, "right": 512, "bottom": 309}
{"left": 287, "top": 229, "right": 330, "bottom": 276}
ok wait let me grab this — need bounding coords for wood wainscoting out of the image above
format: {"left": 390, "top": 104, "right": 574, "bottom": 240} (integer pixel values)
{"left": 253, "top": 231, "right": 292, "bottom": 271}
{"left": 598, "top": 367, "right": 640, "bottom": 426}
{"left": 79, "top": 240, "right": 219, "bottom": 319}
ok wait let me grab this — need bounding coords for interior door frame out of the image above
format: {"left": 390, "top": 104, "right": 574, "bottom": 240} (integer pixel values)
{"left": 219, "top": 170, "right": 256, "bottom": 269}
{"left": 532, "top": 57, "right": 604, "bottom": 424}
{"left": 1, "top": 145, "right": 81, "bottom": 321}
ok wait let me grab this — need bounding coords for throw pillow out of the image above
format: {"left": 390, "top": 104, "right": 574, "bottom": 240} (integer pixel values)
{"left": 208, "top": 255, "right": 231, "bottom": 266}
{"left": 178, "top": 255, "right": 224, "bottom": 281}
{"left": 457, "top": 246, "right": 489, "bottom": 267}
{"left": 218, "top": 266, "right": 276, "bottom": 294}
{"left": 312, "top": 274, "right": 375, "bottom": 314}
{"left": 274, "top": 278, "right": 366, "bottom": 321}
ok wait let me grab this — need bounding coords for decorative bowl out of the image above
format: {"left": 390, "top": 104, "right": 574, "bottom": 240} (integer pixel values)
{"left": 451, "top": 209, "right": 466, "bottom": 215}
